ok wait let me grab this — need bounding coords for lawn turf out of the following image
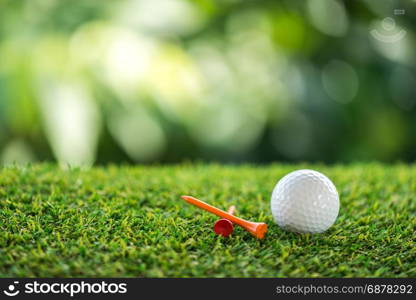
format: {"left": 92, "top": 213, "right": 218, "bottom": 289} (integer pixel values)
{"left": 0, "top": 163, "right": 415, "bottom": 277}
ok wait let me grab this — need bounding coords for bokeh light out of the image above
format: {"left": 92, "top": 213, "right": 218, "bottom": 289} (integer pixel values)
{"left": 0, "top": 0, "right": 415, "bottom": 166}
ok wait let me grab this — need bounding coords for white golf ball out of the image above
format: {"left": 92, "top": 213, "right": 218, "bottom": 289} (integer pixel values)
{"left": 271, "top": 169, "right": 339, "bottom": 233}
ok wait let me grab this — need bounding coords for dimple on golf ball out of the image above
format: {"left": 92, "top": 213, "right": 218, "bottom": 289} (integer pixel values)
{"left": 270, "top": 169, "right": 339, "bottom": 233}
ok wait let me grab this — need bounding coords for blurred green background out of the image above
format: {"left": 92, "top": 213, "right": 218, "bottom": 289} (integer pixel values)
{"left": 0, "top": 0, "right": 415, "bottom": 166}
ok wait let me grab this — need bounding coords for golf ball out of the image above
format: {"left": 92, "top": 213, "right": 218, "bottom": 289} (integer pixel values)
{"left": 270, "top": 169, "right": 339, "bottom": 233}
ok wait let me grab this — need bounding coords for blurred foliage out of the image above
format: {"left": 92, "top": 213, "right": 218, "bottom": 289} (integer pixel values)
{"left": 0, "top": 0, "right": 416, "bottom": 166}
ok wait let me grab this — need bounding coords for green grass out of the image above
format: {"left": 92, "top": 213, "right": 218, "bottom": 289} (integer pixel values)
{"left": 0, "top": 163, "right": 415, "bottom": 277}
